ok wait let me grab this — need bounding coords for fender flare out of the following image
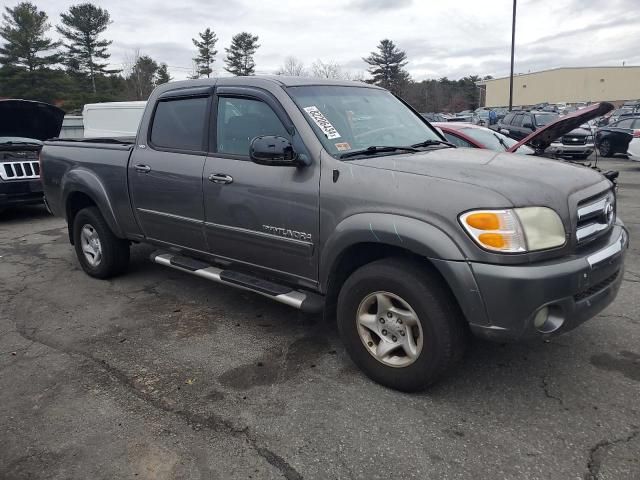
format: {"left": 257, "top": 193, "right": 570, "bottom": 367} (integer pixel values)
{"left": 319, "top": 213, "right": 466, "bottom": 290}
{"left": 61, "top": 168, "right": 125, "bottom": 239}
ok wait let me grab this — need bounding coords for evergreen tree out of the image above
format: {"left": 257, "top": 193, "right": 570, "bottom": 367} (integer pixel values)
{"left": 0, "top": 2, "right": 61, "bottom": 76}
{"left": 57, "top": 3, "right": 114, "bottom": 94}
{"left": 155, "top": 63, "right": 171, "bottom": 85}
{"left": 192, "top": 28, "right": 217, "bottom": 78}
{"left": 363, "top": 39, "right": 411, "bottom": 95}
{"left": 126, "top": 53, "right": 158, "bottom": 100}
{"left": 224, "top": 32, "right": 259, "bottom": 76}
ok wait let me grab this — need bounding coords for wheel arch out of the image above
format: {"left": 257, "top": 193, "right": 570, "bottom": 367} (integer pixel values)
{"left": 319, "top": 214, "right": 486, "bottom": 326}
{"left": 62, "top": 169, "right": 124, "bottom": 244}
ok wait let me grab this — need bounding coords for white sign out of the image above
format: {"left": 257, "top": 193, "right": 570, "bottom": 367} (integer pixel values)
{"left": 303, "top": 106, "right": 341, "bottom": 139}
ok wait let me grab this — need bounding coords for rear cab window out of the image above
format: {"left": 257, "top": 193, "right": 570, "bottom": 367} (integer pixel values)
{"left": 150, "top": 96, "right": 208, "bottom": 151}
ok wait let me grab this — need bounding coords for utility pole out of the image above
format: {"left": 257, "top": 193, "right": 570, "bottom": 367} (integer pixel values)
{"left": 508, "top": 0, "right": 517, "bottom": 111}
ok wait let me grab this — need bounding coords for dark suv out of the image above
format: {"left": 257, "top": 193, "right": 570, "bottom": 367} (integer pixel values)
{"left": 495, "top": 110, "right": 559, "bottom": 140}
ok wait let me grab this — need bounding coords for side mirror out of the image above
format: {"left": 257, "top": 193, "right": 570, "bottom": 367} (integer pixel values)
{"left": 249, "top": 135, "right": 300, "bottom": 167}
{"left": 500, "top": 128, "right": 510, "bottom": 136}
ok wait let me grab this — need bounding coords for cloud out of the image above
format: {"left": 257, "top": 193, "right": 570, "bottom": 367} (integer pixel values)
{"left": 40, "top": 0, "right": 640, "bottom": 81}
{"left": 347, "top": 0, "right": 412, "bottom": 11}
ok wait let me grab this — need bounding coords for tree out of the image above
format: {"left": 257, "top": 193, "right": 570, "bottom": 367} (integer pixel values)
{"left": 57, "top": 3, "right": 114, "bottom": 94}
{"left": 311, "top": 59, "right": 342, "bottom": 79}
{"left": 192, "top": 27, "right": 218, "bottom": 78}
{"left": 363, "top": 39, "right": 411, "bottom": 95}
{"left": 155, "top": 63, "right": 171, "bottom": 85}
{"left": 124, "top": 50, "right": 158, "bottom": 100}
{"left": 0, "top": 2, "right": 60, "bottom": 78}
{"left": 224, "top": 32, "right": 259, "bottom": 76}
{"left": 276, "top": 56, "right": 306, "bottom": 76}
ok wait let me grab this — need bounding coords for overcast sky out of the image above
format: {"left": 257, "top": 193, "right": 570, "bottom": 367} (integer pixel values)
{"left": 40, "top": 0, "right": 640, "bottom": 81}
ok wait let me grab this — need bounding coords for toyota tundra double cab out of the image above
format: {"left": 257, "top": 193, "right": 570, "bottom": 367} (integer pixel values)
{"left": 40, "top": 77, "right": 628, "bottom": 391}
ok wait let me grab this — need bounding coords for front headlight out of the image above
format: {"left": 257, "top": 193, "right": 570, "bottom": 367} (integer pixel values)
{"left": 459, "top": 207, "right": 566, "bottom": 253}
{"left": 586, "top": 135, "right": 594, "bottom": 143}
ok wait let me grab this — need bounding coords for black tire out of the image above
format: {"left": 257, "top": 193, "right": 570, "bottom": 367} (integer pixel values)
{"left": 337, "top": 257, "right": 467, "bottom": 392}
{"left": 73, "top": 206, "right": 129, "bottom": 279}
{"left": 598, "top": 139, "right": 612, "bottom": 157}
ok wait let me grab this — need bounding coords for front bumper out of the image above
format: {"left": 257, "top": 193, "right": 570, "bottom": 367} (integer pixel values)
{"left": 0, "top": 179, "right": 44, "bottom": 207}
{"left": 547, "top": 142, "right": 594, "bottom": 157}
{"left": 465, "top": 224, "right": 628, "bottom": 341}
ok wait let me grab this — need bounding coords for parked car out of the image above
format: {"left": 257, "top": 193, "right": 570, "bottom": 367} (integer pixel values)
{"left": 41, "top": 77, "right": 627, "bottom": 392}
{"left": 595, "top": 116, "right": 640, "bottom": 157}
{"left": 494, "top": 110, "right": 559, "bottom": 140}
{"left": 437, "top": 104, "right": 610, "bottom": 162}
{"left": 420, "top": 112, "right": 448, "bottom": 122}
{"left": 82, "top": 101, "right": 146, "bottom": 138}
{"left": 0, "top": 99, "right": 64, "bottom": 210}
{"left": 434, "top": 122, "right": 534, "bottom": 154}
{"left": 545, "top": 126, "right": 595, "bottom": 160}
{"left": 627, "top": 136, "right": 640, "bottom": 161}
{"left": 474, "top": 110, "right": 491, "bottom": 126}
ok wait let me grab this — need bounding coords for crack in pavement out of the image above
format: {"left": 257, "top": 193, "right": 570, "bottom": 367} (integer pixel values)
{"left": 584, "top": 428, "right": 640, "bottom": 480}
{"left": 540, "top": 376, "right": 567, "bottom": 409}
{"left": 14, "top": 322, "right": 304, "bottom": 480}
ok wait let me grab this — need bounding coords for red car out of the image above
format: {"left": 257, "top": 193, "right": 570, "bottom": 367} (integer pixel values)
{"left": 433, "top": 103, "right": 614, "bottom": 157}
{"left": 433, "top": 122, "right": 533, "bottom": 154}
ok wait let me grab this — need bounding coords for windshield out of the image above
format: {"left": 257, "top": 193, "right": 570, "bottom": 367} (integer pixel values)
{"left": 534, "top": 113, "right": 559, "bottom": 126}
{"left": 287, "top": 85, "right": 441, "bottom": 157}
{"left": 460, "top": 127, "right": 534, "bottom": 155}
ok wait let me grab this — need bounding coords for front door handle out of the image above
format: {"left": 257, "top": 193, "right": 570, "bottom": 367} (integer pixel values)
{"left": 208, "top": 173, "right": 233, "bottom": 185}
{"left": 134, "top": 164, "right": 151, "bottom": 173}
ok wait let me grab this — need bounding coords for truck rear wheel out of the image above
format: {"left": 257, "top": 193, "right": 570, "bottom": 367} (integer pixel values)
{"left": 337, "top": 258, "right": 467, "bottom": 392}
{"left": 73, "top": 206, "right": 129, "bottom": 279}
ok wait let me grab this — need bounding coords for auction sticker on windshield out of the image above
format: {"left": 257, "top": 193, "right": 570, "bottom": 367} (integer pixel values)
{"left": 303, "top": 106, "right": 341, "bottom": 139}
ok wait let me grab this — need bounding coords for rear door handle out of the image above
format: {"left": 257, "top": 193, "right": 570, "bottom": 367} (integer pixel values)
{"left": 208, "top": 173, "right": 233, "bottom": 184}
{"left": 134, "top": 164, "right": 151, "bottom": 173}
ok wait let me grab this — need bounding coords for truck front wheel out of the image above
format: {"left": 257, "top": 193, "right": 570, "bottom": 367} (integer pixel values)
{"left": 72, "top": 206, "right": 130, "bottom": 279}
{"left": 337, "top": 258, "right": 467, "bottom": 392}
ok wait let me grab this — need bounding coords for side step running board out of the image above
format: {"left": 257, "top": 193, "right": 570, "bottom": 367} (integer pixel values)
{"left": 150, "top": 251, "right": 324, "bottom": 313}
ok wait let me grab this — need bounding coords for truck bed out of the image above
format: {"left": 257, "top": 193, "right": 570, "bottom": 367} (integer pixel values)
{"left": 41, "top": 139, "right": 140, "bottom": 238}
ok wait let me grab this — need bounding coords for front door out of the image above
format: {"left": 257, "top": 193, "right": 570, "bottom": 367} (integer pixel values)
{"left": 129, "top": 93, "right": 210, "bottom": 252}
{"left": 203, "top": 91, "right": 320, "bottom": 283}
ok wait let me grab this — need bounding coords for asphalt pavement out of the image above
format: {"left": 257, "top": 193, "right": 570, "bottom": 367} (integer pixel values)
{"left": 1, "top": 157, "right": 639, "bottom": 480}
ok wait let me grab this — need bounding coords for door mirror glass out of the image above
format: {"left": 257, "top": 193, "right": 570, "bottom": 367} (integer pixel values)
{"left": 250, "top": 135, "right": 300, "bottom": 166}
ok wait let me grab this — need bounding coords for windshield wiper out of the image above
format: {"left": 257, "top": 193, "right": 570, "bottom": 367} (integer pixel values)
{"left": 339, "top": 145, "right": 420, "bottom": 159}
{"left": 410, "top": 139, "right": 456, "bottom": 148}
{"left": 492, "top": 133, "right": 509, "bottom": 150}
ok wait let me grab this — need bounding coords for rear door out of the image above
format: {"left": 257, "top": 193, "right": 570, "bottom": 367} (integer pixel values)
{"left": 129, "top": 88, "right": 212, "bottom": 251}
{"left": 202, "top": 87, "right": 320, "bottom": 283}
{"left": 608, "top": 119, "right": 634, "bottom": 153}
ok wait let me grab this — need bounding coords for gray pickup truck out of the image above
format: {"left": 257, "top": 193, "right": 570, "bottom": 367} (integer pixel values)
{"left": 41, "top": 77, "right": 628, "bottom": 391}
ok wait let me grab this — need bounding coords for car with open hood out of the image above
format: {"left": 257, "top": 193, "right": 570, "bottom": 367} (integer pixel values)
{"left": 40, "top": 77, "right": 627, "bottom": 392}
{"left": 0, "top": 99, "right": 64, "bottom": 210}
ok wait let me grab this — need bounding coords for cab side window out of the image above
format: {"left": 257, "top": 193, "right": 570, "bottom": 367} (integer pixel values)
{"left": 216, "top": 97, "right": 289, "bottom": 157}
{"left": 150, "top": 96, "right": 208, "bottom": 151}
{"left": 511, "top": 114, "right": 524, "bottom": 127}
{"left": 502, "top": 113, "right": 514, "bottom": 125}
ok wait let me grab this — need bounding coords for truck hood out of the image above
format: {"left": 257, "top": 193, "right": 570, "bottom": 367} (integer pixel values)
{"left": 0, "top": 100, "right": 65, "bottom": 141}
{"left": 507, "top": 102, "right": 613, "bottom": 152}
{"left": 349, "top": 147, "right": 606, "bottom": 205}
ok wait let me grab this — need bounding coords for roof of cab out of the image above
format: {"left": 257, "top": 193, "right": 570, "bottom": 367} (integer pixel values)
{"left": 151, "top": 75, "right": 379, "bottom": 97}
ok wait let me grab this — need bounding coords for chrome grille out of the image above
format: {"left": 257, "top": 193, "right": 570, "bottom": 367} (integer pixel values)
{"left": 0, "top": 161, "right": 40, "bottom": 180}
{"left": 562, "top": 136, "right": 587, "bottom": 145}
{"left": 576, "top": 191, "right": 615, "bottom": 244}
